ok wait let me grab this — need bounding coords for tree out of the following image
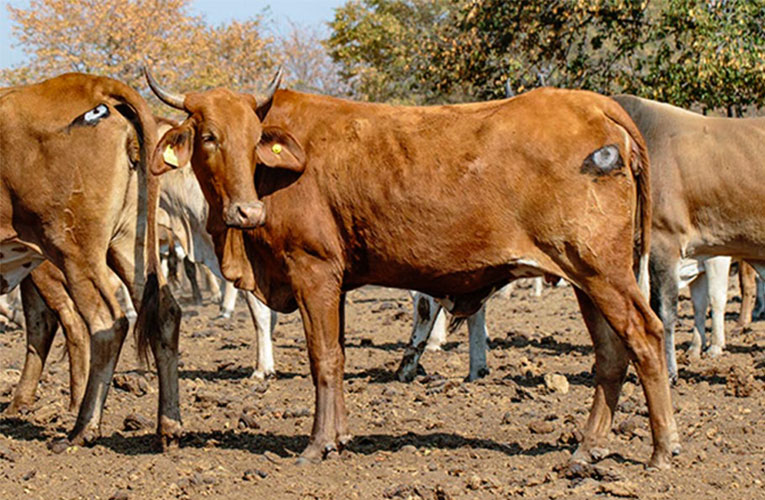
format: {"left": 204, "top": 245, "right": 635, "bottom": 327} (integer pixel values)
{"left": 637, "top": 0, "right": 765, "bottom": 115}
{"left": 1, "top": 0, "right": 276, "bottom": 105}
{"left": 275, "top": 21, "right": 350, "bottom": 97}
{"left": 327, "top": 0, "right": 765, "bottom": 112}
{"left": 326, "top": 0, "right": 457, "bottom": 103}
{"left": 327, "top": 0, "right": 649, "bottom": 103}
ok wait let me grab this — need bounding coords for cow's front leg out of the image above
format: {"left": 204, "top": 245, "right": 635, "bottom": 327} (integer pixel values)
{"left": 244, "top": 291, "right": 277, "bottom": 380}
{"left": 466, "top": 304, "right": 489, "bottom": 381}
{"left": 292, "top": 265, "right": 348, "bottom": 463}
{"left": 397, "top": 292, "right": 442, "bottom": 382}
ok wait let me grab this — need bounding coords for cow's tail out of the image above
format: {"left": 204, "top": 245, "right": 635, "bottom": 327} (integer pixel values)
{"left": 606, "top": 100, "right": 652, "bottom": 299}
{"left": 102, "top": 77, "right": 180, "bottom": 366}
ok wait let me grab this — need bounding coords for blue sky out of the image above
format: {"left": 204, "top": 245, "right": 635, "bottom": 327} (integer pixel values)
{"left": 1, "top": 0, "right": 346, "bottom": 69}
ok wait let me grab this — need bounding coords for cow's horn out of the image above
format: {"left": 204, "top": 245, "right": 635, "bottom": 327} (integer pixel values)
{"left": 144, "top": 66, "right": 186, "bottom": 110}
{"left": 255, "top": 66, "right": 283, "bottom": 114}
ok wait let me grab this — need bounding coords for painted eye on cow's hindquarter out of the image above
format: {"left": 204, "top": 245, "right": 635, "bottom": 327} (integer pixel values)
{"left": 83, "top": 104, "right": 109, "bottom": 123}
{"left": 581, "top": 144, "right": 623, "bottom": 176}
{"left": 70, "top": 103, "right": 110, "bottom": 128}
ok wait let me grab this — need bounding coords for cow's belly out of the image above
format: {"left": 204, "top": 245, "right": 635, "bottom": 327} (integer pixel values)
{"left": 0, "top": 241, "right": 45, "bottom": 293}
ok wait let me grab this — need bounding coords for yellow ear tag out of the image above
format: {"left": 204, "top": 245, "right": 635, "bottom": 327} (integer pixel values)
{"left": 271, "top": 143, "right": 283, "bottom": 155}
{"left": 163, "top": 145, "right": 179, "bottom": 167}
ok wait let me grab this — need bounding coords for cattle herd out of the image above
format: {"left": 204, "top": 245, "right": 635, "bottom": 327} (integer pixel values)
{"left": 0, "top": 67, "right": 763, "bottom": 480}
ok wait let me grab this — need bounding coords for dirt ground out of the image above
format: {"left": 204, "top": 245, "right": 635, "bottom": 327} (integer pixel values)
{"left": 0, "top": 279, "right": 763, "bottom": 500}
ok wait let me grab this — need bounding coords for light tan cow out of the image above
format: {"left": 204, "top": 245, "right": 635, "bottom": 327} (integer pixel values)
{"left": 0, "top": 73, "right": 181, "bottom": 450}
{"left": 613, "top": 96, "right": 765, "bottom": 382}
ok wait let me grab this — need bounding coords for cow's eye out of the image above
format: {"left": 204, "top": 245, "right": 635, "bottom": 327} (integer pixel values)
{"left": 201, "top": 133, "right": 217, "bottom": 145}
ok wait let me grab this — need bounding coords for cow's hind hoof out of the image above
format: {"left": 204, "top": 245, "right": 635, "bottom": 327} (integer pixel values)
{"left": 4, "top": 401, "right": 31, "bottom": 417}
{"left": 647, "top": 451, "right": 672, "bottom": 471}
{"left": 158, "top": 416, "right": 183, "bottom": 450}
{"left": 465, "top": 367, "right": 490, "bottom": 382}
{"left": 48, "top": 437, "right": 80, "bottom": 454}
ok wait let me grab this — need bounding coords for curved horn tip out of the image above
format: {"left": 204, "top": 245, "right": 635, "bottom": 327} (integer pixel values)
{"left": 144, "top": 65, "right": 186, "bottom": 110}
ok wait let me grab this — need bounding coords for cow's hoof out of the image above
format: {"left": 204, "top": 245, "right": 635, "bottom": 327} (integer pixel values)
{"left": 647, "top": 450, "right": 672, "bottom": 471}
{"left": 687, "top": 344, "right": 702, "bottom": 360}
{"left": 295, "top": 456, "right": 319, "bottom": 466}
{"left": 214, "top": 310, "right": 233, "bottom": 320}
{"left": 337, "top": 433, "right": 353, "bottom": 451}
{"left": 251, "top": 369, "right": 276, "bottom": 381}
{"left": 706, "top": 345, "right": 723, "bottom": 358}
{"left": 730, "top": 325, "right": 748, "bottom": 337}
{"left": 464, "top": 367, "right": 490, "bottom": 382}
{"left": 48, "top": 437, "right": 74, "bottom": 454}
{"left": 395, "top": 365, "right": 417, "bottom": 383}
{"left": 158, "top": 416, "right": 183, "bottom": 450}
{"left": 424, "top": 344, "right": 442, "bottom": 353}
{"left": 4, "top": 401, "right": 31, "bottom": 417}
{"left": 571, "top": 444, "right": 609, "bottom": 465}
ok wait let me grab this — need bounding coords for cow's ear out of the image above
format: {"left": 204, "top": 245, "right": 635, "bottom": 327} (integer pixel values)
{"left": 152, "top": 120, "right": 195, "bottom": 175}
{"left": 256, "top": 126, "right": 306, "bottom": 173}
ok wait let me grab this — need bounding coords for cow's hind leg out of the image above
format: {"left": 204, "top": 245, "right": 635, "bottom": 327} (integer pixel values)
{"left": 108, "top": 239, "right": 182, "bottom": 446}
{"left": 734, "top": 261, "right": 757, "bottom": 334}
{"left": 649, "top": 253, "right": 680, "bottom": 383}
{"left": 48, "top": 260, "right": 130, "bottom": 451}
{"left": 704, "top": 257, "right": 731, "bottom": 358}
{"left": 581, "top": 281, "right": 679, "bottom": 470}
{"left": 688, "top": 273, "right": 709, "bottom": 360}
{"left": 570, "top": 287, "right": 628, "bottom": 466}
{"left": 183, "top": 257, "right": 203, "bottom": 305}
{"left": 6, "top": 277, "right": 59, "bottom": 415}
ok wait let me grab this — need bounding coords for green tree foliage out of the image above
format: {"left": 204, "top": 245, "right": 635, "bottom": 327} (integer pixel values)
{"left": 328, "top": 0, "right": 765, "bottom": 112}
{"left": 326, "top": 0, "right": 459, "bottom": 103}
{"left": 638, "top": 0, "right": 765, "bottom": 115}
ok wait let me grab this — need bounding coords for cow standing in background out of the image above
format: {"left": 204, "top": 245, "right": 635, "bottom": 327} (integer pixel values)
{"left": 147, "top": 68, "right": 678, "bottom": 470}
{"left": 0, "top": 74, "right": 181, "bottom": 450}
{"left": 613, "top": 95, "right": 765, "bottom": 383}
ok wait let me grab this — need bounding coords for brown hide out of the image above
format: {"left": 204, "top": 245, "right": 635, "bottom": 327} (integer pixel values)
{"left": 198, "top": 89, "right": 649, "bottom": 311}
{"left": 150, "top": 75, "right": 677, "bottom": 469}
{"left": 0, "top": 73, "right": 181, "bottom": 448}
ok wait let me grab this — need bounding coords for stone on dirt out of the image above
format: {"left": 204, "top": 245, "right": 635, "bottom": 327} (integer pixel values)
{"left": 544, "top": 373, "right": 569, "bottom": 394}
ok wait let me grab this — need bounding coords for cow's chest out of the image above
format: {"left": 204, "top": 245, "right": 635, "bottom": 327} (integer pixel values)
{"left": 0, "top": 240, "right": 45, "bottom": 293}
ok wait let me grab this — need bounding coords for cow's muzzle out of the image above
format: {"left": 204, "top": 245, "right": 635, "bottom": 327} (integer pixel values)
{"left": 225, "top": 201, "right": 266, "bottom": 228}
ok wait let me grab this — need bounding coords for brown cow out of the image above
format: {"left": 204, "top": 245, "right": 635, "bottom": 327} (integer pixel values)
{"left": 146, "top": 68, "right": 678, "bottom": 469}
{"left": 0, "top": 73, "right": 181, "bottom": 450}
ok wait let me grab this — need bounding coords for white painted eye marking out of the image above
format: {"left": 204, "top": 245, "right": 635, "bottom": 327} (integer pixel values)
{"left": 83, "top": 104, "right": 108, "bottom": 124}
{"left": 592, "top": 145, "right": 619, "bottom": 170}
